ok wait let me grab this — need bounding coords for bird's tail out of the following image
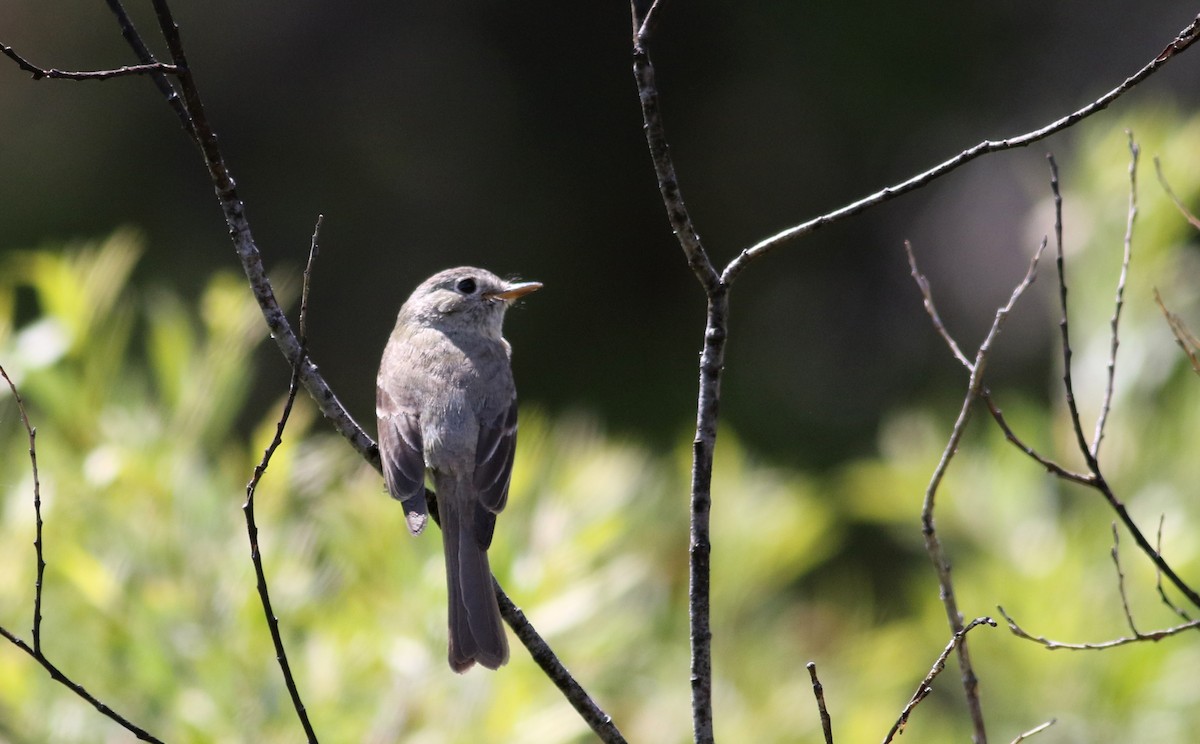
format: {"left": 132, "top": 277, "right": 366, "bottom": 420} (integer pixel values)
{"left": 442, "top": 499, "right": 509, "bottom": 672}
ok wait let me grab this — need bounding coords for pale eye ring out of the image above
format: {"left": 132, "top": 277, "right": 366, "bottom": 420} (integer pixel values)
{"left": 455, "top": 277, "right": 477, "bottom": 294}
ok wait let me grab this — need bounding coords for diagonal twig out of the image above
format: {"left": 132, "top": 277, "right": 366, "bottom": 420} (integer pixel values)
{"left": 495, "top": 588, "right": 627, "bottom": 743}
{"left": 103, "top": 0, "right": 197, "bottom": 143}
{"left": 1110, "top": 522, "right": 1140, "bottom": 637}
{"left": 903, "top": 241, "right": 972, "bottom": 369}
{"left": 1009, "top": 719, "right": 1056, "bottom": 744}
{"left": 1091, "top": 134, "right": 1137, "bottom": 458}
{"left": 721, "top": 13, "right": 1200, "bottom": 285}
{"left": 1153, "top": 156, "right": 1200, "bottom": 231}
{"left": 882, "top": 617, "right": 997, "bottom": 744}
{"left": 1154, "top": 515, "right": 1194, "bottom": 623}
{"left": 1153, "top": 288, "right": 1200, "bottom": 375}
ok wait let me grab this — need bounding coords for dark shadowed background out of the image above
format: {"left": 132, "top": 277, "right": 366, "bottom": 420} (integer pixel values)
{"left": 2, "top": 1, "right": 1197, "bottom": 466}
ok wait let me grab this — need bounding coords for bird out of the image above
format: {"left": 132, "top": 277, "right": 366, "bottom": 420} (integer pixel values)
{"left": 376, "top": 266, "right": 541, "bottom": 672}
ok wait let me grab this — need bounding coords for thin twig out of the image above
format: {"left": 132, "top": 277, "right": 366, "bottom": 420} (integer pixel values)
{"left": 882, "top": 617, "right": 997, "bottom": 744}
{"left": 240, "top": 228, "right": 322, "bottom": 742}
{"left": 103, "top": 0, "right": 197, "bottom": 143}
{"left": 1009, "top": 719, "right": 1056, "bottom": 744}
{"left": 0, "top": 44, "right": 178, "bottom": 81}
{"left": 910, "top": 240, "right": 1043, "bottom": 744}
{"left": 807, "top": 662, "right": 834, "bottom": 744}
{"left": 0, "top": 365, "right": 45, "bottom": 653}
{"left": 980, "top": 392, "right": 1094, "bottom": 484}
{"left": 139, "top": 0, "right": 376, "bottom": 469}
{"left": 630, "top": 2, "right": 721, "bottom": 294}
{"left": 1092, "top": 134, "right": 1137, "bottom": 458}
{"left": 1155, "top": 515, "right": 1193, "bottom": 623}
{"left": 0, "top": 365, "right": 166, "bottom": 744}
{"left": 300, "top": 215, "right": 323, "bottom": 342}
{"left": 984, "top": 161, "right": 1200, "bottom": 611}
{"left": 998, "top": 606, "right": 1200, "bottom": 650}
{"left": 1110, "top": 523, "right": 1140, "bottom": 637}
{"left": 244, "top": 356, "right": 317, "bottom": 742}
{"left": 495, "top": 588, "right": 628, "bottom": 744}
{"left": 721, "top": 13, "right": 1200, "bottom": 284}
{"left": 1153, "top": 288, "right": 1200, "bottom": 375}
{"left": 1047, "top": 155, "right": 1097, "bottom": 472}
{"left": 1153, "top": 156, "right": 1200, "bottom": 230}
{"left": 634, "top": 0, "right": 669, "bottom": 41}
{"left": 903, "top": 240, "right": 972, "bottom": 369}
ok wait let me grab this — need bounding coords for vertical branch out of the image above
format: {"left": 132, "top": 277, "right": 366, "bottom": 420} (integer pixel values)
{"left": 0, "top": 366, "right": 45, "bottom": 654}
{"left": 806, "top": 662, "right": 835, "bottom": 744}
{"left": 631, "top": 5, "right": 724, "bottom": 742}
{"left": 243, "top": 361, "right": 316, "bottom": 743}
{"left": 1047, "top": 156, "right": 1097, "bottom": 471}
{"left": 0, "top": 365, "right": 166, "bottom": 743}
{"left": 630, "top": 2, "right": 720, "bottom": 293}
{"left": 1092, "top": 134, "right": 1138, "bottom": 458}
{"left": 686, "top": 292, "right": 727, "bottom": 744}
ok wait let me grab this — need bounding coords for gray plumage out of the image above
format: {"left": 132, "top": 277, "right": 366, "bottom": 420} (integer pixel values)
{"left": 376, "top": 266, "right": 540, "bottom": 672}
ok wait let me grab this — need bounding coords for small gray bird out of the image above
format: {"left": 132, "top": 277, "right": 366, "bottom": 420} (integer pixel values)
{"left": 376, "top": 267, "right": 540, "bottom": 672}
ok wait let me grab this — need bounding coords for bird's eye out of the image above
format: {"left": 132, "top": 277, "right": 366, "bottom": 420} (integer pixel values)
{"left": 455, "top": 277, "right": 477, "bottom": 294}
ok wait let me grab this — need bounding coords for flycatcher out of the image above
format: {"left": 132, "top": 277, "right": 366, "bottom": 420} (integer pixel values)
{"left": 376, "top": 266, "right": 541, "bottom": 672}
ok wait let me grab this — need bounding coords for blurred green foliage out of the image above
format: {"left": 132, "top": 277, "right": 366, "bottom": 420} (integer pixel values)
{"left": 1, "top": 109, "right": 1200, "bottom": 743}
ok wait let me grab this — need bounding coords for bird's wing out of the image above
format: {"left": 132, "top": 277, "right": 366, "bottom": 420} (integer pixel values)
{"left": 377, "top": 386, "right": 428, "bottom": 535}
{"left": 473, "top": 396, "right": 518, "bottom": 517}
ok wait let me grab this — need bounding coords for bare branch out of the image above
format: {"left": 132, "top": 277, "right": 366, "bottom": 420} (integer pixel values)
{"left": 1047, "top": 154, "right": 1097, "bottom": 472}
{"left": 1153, "top": 288, "right": 1200, "bottom": 375}
{"left": 629, "top": 6, "right": 729, "bottom": 740}
{"left": 909, "top": 238, "right": 1043, "bottom": 744}
{"left": 721, "top": 13, "right": 1200, "bottom": 284}
{"left": 0, "top": 365, "right": 166, "bottom": 743}
{"left": 981, "top": 393, "right": 1094, "bottom": 484}
{"left": 0, "top": 365, "right": 45, "bottom": 653}
{"left": 630, "top": 2, "right": 721, "bottom": 294}
{"left": 0, "top": 43, "right": 178, "bottom": 81}
{"left": 1110, "top": 523, "right": 1139, "bottom": 637}
{"left": 807, "top": 662, "right": 835, "bottom": 744}
{"left": 882, "top": 617, "right": 997, "bottom": 744}
{"left": 1009, "top": 719, "right": 1057, "bottom": 744}
{"left": 96, "top": 0, "right": 196, "bottom": 142}
{"left": 495, "top": 589, "right": 628, "bottom": 744}
{"left": 1091, "top": 134, "right": 1137, "bottom": 458}
{"left": 998, "top": 606, "right": 1200, "bottom": 651}
{"left": 300, "top": 215, "right": 323, "bottom": 342}
{"left": 1153, "top": 156, "right": 1200, "bottom": 231}
{"left": 903, "top": 240, "right": 972, "bottom": 370}
{"left": 1155, "top": 515, "right": 1194, "bottom": 623}
{"left": 241, "top": 234, "right": 321, "bottom": 742}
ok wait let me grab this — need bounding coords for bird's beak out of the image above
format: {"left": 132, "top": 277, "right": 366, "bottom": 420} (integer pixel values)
{"left": 488, "top": 281, "right": 542, "bottom": 302}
